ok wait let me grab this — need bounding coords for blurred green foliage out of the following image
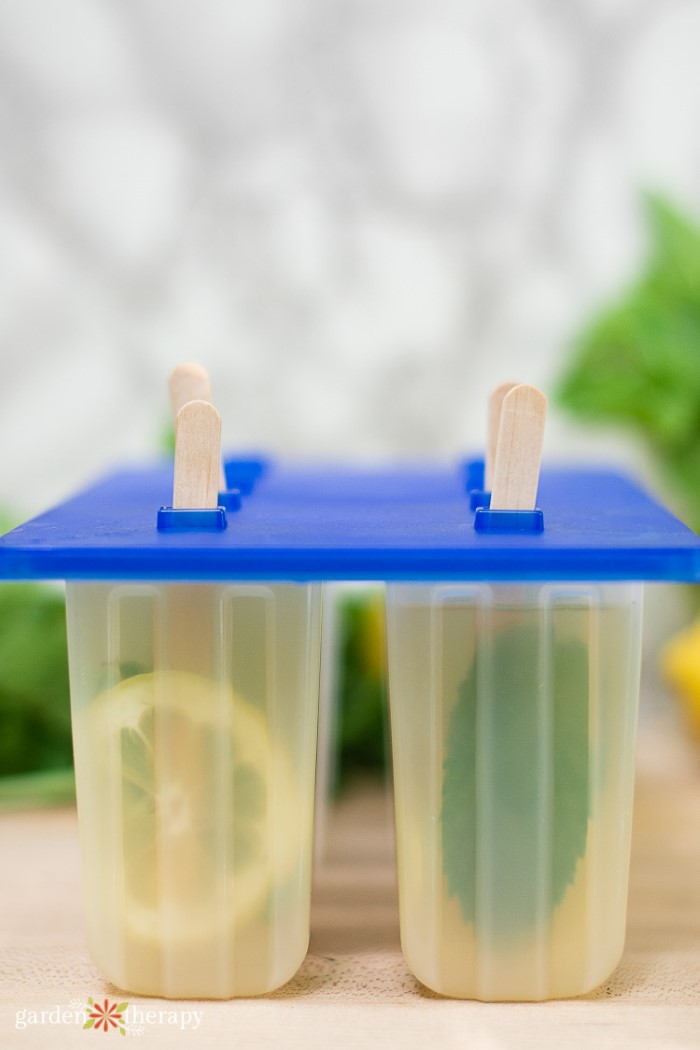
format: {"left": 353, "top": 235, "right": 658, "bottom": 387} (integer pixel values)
{"left": 0, "top": 581, "right": 74, "bottom": 808}
{"left": 0, "top": 511, "right": 74, "bottom": 807}
{"left": 0, "top": 583, "right": 72, "bottom": 776}
{"left": 335, "top": 591, "right": 388, "bottom": 789}
{"left": 557, "top": 194, "right": 700, "bottom": 533}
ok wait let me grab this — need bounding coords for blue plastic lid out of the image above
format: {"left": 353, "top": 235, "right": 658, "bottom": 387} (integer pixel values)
{"left": 0, "top": 458, "right": 699, "bottom": 582}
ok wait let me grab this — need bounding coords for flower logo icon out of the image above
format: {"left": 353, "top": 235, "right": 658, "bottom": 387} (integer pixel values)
{"left": 83, "top": 997, "right": 128, "bottom": 1035}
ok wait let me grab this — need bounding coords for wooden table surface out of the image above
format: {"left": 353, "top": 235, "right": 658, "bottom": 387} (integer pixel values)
{"left": 1, "top": 707, "right": 699, "bottom": 1049}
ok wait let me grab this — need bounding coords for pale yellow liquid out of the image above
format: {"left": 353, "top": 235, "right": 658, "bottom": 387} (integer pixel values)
{"left": 67, "top": 582, "right": 320, "bottom": 999}
{"left": 388, "top": 590, "right": 641, "bottom": 1000}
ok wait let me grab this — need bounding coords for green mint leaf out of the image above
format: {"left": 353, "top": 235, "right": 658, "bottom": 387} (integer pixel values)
{"left": 441, "top": 621, "right": 590, "bottom": 939}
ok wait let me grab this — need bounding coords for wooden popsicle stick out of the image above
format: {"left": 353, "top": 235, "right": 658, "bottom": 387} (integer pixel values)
{"left": 485, "top": 380, "right": 520, "bottom": 491}
{"left": 173, "top": 399, "right": 221, "bottom": 509}
{"left": 168, "top": 382, "right": 221, "bottom": 681}
{"left": 489, "top": 384, "right": 547, "bottom": 510}
{"left": 169, "top": 363, "right": 213, "bottom": 417}
{"left": 169, "top": 363, "right": 226, "bottom": 489}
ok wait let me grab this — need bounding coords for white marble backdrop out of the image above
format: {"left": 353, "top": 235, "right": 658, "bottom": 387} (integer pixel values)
{"left": 1, "top": 0, "right": 699, "bottom": 515}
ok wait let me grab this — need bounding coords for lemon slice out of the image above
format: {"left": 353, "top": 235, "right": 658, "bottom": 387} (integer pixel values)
{"left": 86, "top": 670, "right": 301, "bottom": 945}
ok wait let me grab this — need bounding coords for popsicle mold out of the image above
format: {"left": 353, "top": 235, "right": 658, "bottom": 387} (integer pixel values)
{"left": 1, "top": 457, "right": 699, "bottom": 1000}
